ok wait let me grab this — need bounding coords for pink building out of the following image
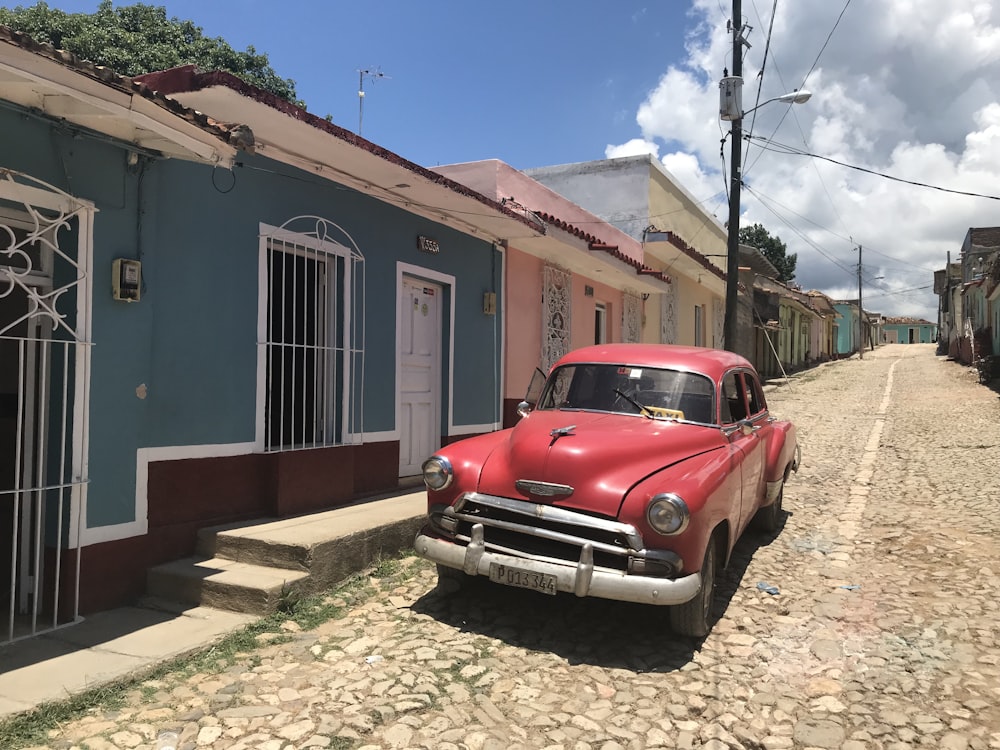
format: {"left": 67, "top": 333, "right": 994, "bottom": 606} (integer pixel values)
{"left": 434, "top": 160, "right": 672, "bottom": 425}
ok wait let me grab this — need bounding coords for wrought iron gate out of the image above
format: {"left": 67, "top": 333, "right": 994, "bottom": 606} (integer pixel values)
{"left": 0, "top": 168, "right": 92, "bottom": 644}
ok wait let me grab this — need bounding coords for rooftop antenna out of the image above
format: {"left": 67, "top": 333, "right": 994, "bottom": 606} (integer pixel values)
{"left": 357, "top": 67, "right": 389, "bottom": 137}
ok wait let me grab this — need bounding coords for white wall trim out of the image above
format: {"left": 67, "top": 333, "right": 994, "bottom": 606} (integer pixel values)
{"left": 451, "top": 422, "right": 502, "bottom": 436}
{"left": 359, "top": 430, "right": 399, "bottom": 443}
{"left": 80, "top": 442, "right": 256, "bottom": 547}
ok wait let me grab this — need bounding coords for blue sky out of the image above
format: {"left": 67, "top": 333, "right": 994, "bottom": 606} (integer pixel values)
{"left": 50, "top": 1, "right": 693, "bottom": 171}
{"left": 34, "top": 1, "right": 1000, "bottom": 320}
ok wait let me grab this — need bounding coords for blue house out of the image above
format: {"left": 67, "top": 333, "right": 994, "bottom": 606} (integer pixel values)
{"left": 0, "top": 31, "right": 541, "bottom": 638}
{"left": 832, "top": 302, "right": 860, "bottom": 355}
{"left": 882, "top": 317, "right": 937, "bottom": 344}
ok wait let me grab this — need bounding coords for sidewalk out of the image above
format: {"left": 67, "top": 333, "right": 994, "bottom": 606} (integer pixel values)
{"left": 0, "top": 604, "right": 257, "bottom": 717}
{"left": 0, "top": 490, "right": 428, "bottom": 719}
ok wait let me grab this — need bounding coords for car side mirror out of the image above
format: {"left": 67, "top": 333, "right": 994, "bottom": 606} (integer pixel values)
{"left": 518, "top": 368, "right": 547, "bottom": 418}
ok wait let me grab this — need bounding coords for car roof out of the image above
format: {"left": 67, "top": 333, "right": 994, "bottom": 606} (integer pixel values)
{"left": 554, "top": 344, "right": 754, "bottom": 380}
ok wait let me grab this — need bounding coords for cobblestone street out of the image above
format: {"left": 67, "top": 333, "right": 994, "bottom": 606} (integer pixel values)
{"left": 35, "top": 344, "right": 1000, "bottom": 750}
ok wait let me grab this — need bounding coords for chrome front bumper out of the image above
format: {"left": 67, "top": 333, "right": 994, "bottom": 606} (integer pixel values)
{"left": 415, "top": 524, "right": 702, "bottom": 606}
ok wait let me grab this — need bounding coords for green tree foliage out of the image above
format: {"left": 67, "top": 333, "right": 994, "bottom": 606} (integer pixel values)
{"left": 739, "top": 223, "right": 797, "bottom": 283}
{"left": 0, "top": 1, "right": 299, "bottom": 103}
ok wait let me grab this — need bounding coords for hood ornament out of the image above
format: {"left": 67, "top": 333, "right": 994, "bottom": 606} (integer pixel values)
{"left": 549, "top": 424, "right": 576, "bottom": 440}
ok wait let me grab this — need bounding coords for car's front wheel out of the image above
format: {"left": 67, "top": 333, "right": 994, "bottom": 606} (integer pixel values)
{"left": 435, "top": 563, "right": 476, "bottom": 592}
{"left": 669, "top": 538, "right": 718, "bottom": 637}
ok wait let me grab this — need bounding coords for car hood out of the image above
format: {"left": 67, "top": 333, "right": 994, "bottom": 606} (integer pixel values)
{"left": 476, "top": 409, "right": 726, "bottom": 517}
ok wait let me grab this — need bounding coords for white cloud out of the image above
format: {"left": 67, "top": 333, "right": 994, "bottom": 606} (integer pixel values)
{"left": 607, "top": 0, "right": 1000, "bottom": 319}
{"left": 660, "top": 151, "right": 720, "bottom": 208}
{"left": 605, "top": 138, "right": 660, "bottom": 159}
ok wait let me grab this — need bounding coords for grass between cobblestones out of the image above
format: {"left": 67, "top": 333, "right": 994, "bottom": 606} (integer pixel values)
{"left": 0, "top": 552, "right": 421, "bottom": 750}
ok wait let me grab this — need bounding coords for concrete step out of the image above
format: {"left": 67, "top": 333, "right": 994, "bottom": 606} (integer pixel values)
{"left": 147, "top": 556, "right": 310, "bottom": 616}
{"left": 148, "top": 490, "right": 428, "bottom": 615}
{"left": 196, "top": 492, "right": 427, "bottom": 590}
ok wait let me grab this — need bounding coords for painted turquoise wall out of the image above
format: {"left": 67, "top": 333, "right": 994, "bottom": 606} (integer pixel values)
{"left": 832, "top": 304, "right": 859, "bottom": 354}
{"left": 882, "top": 324, "right": 936, "bottom": 344}
{"left": 1, "top": 107, "right": 503, "bottom": 527}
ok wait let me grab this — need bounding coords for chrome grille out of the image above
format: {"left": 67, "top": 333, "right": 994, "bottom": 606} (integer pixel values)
{"left": 438, "top": 492, "right": 643, "bottom": 572}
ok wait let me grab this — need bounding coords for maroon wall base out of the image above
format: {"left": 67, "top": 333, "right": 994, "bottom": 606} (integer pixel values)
{"left": 80, "top": 536, "right": 152, "bottom": 614}
{"left": 502, "top": 398, "right": 523, "bottom": 429}
{"left": 77, "top": 440, "right": 401, "bottom": 615}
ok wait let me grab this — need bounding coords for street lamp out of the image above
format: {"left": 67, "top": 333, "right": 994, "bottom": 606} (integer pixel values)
{"left": 720, "top": 69, "right": 811, "bottom": 352}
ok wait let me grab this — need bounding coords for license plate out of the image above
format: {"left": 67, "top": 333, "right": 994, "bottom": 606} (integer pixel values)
{"left": 489, "top": 563, "right": 557, "bottom": 595}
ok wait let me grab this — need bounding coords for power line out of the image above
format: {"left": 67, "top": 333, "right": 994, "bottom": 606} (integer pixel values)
{"left": 863, "top": 283, "right": 933, "bottom": 299}
{"left": 743, "top": 0, "right": 851, "bottom": 241}
{"left": 749, "top": 134, "right": 1000, "bottom": 201}
{"left": 743, "top": 185, "right": 936, "bottom": 310}
{"left": 799, "top": 0, "right": 853, "bottom": 91}
{"left": 741, "top": 182, "right": 938, "bottom": 275}
{"left": 743, "top": 0, "right": 779, "bottom": 168}
{"left": 743, "top": 184, "right": 859, "bottom": 279}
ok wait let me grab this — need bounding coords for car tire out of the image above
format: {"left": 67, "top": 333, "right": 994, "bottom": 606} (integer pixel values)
{"left": 752, "top": 484, "right": 784, "bottom": 532}
{"left": 669, "top": 538, "right": 717, "bottom": 638}
{"left": 435, "top": 563, "right": 475, "bottom": 593}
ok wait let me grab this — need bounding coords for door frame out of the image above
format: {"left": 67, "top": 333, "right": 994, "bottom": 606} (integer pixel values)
{"left": 398, "top": 275, "right": 443, "bottom": 476}
{"left": 395, "top": 263, "right": 454, "bottom": 457}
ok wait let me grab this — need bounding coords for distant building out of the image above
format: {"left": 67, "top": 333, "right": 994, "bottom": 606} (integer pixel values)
{"left": 882, "top": 317, "right": 937, "bottom": 344}
{"left": 936, "top": 227, "right": 1000, "bottom": 364}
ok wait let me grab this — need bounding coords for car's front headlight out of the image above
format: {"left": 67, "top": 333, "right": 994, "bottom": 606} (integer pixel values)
{"left": 646, "top": 493, "right": 690, "bottom": 535}
{"left": 421, "top": 455, "right": 454, "bottom": 491}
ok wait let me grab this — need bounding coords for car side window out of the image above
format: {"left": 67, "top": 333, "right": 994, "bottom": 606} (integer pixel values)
{"left": 720, "top": 373, "right": 746, "bottom": 423}
{"left": 745, "top": 373, "right": 766, "bottom": 417}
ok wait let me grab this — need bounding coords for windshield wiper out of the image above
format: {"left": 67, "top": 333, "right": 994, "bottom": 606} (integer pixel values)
{"left": 614, "top": 388, "right": 653, "bottom": 419}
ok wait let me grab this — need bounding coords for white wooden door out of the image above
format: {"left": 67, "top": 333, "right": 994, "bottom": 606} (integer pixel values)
{"left": 399, "top": 277, "right": 441, "bottom": 475}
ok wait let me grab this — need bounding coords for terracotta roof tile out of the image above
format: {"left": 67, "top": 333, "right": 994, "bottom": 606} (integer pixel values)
{"left": 655, "top": 230, "right": 726, "bottom": 281}
{"left": 0, "top": 25, "right": 242, "bottom": 148}
{"left": 884, "top": 316, "right": 933, "bottom": 325}
{"left": 532, "top": 210, "right": 671, "bottom": 284}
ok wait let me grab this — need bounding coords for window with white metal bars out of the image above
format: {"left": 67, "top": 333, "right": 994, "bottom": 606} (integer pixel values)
{"left": 264, "top": 240, "right": 347, "bottom": 451}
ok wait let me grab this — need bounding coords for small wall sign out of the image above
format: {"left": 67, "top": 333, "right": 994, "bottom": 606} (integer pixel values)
{"left": 417, "top": 235, "right": 440, "bottom": 254}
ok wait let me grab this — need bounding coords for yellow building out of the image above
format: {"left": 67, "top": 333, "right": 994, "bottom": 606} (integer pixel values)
{"left": 525, "top": 155, "right": 727, "bottom": 348}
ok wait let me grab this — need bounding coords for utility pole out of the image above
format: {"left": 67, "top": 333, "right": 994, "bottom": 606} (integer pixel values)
{"left": 857, "top": 244, "right": 864, "bottom": 359}
{"left": 719, "top": 3, "right": 809, "bottom": 353}
{"left": 723, "top": 0, "right": 745, "bottom": 353}
{"left": 942, "top": 250, "right": 951, "bottom": 352}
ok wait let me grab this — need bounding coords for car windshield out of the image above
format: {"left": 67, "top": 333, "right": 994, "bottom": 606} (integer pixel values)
{"left": 537, "top": 364, "right": 716, "bottom": 424}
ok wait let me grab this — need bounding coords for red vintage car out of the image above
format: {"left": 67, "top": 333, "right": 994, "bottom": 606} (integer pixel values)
{"left": 414, "top": 344, "right": 799, "bottom": 636}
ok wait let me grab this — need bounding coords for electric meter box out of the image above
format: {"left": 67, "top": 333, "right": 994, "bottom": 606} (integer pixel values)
{"left": 112, "top": 258, "right": 142, "bottom": 302}
{"left": 719, "top": 76, "right": 743, "bottom": 121}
